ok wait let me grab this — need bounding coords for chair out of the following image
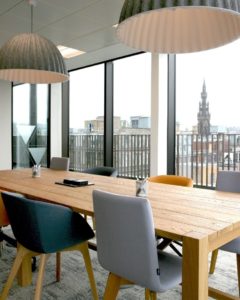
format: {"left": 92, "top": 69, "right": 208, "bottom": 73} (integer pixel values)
{"left": 50, "top": 156, "right": 70, "bottom": 278}
{"left": 148, "top": 175, "right": 193, "bottom": 256}
{"left": 50, "top": 157, "right": 70, "bottom": 171}
{"left": 209, "top": 170, "right": 240, "bottom": 294}
{"left": 93, "top": 190, "right": 182, "bottom": 299}
{"left": 0, "top": 192, "right": 98, "bottom": 300}
{"left": 148, "top": 175, "right": 193, "bottom": 187}
{"left": 0, "top": 192, "right": 19, "bottom": 256}
{"left": 82, "top": 166, "right": 118, "bottom": 250}
{"left": 82, "top": 166, "right": 118, "bottom": 177}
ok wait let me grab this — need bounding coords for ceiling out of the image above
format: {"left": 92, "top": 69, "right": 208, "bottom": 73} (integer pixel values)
{"left": 0, "top": 0, "right": 138, "bottom": 71}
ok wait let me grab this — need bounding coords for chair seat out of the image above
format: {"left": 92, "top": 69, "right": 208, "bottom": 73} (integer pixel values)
{"left": 158, "top": 250, "right": 182, "bottom": 292}
{"left": 220, "top": 237, "right": 240, "bottom": 254}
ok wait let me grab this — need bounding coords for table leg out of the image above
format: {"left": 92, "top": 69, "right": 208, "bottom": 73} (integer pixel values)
{"left": 182, "top": 233, "right": 208, "bottom": 300}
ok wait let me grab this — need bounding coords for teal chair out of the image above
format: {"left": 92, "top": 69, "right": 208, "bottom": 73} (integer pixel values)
{"left": 1, "top": 192, "right": 98, "bottom": 300}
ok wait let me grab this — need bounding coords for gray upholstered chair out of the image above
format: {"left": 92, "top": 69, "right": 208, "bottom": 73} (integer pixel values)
{"left": 1, "top": 192, "right": 98, "bottom": 300}
{"left": 209, "top": 170, "right": 240, "bottom": 294}
{"left": 93, "top": 190, "right": 182, "bottom": 299}
{"left": 50, "top": 157, "right": 70, "bottom": 171}
{"left": 82, "top": 166, "right": 118, "bottom": 244}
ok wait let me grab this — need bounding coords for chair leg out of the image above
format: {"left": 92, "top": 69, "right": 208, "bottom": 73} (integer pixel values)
{"left": 157, "top": 238, "right": 172, "bottom": 250}
{"left": 237, "top": 254, "right": 240, "bottom": 296}
{"left": 0, "top": 245, "right": 29, "bottom": 300}
{"left": 56, "top": 252, "right": 61, "bottom": 282}
{"left": 103, "top": 273, "right": 121, "bottom": 300}
{"left": 0, "top": 241, "right": 3, "bottom": 257}
{"left": 145, "top": 289, "right": 157, "bottom": 300}
{"left": 209, "top": 249, "right": 219, "bottom": 274}
{"left": 34, "top": 254, "right": 49, "bottom": 300}
{"left": 78, "top": 242, "right": 98, "bottom": 300}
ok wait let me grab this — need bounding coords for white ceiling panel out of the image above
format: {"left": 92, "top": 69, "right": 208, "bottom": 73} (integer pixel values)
{"left": 40, "top": 0, "right": 100, "bottom": 13}
{"left": 80, "top": 0, "right": 124, "bottom": 26}
{"left": 0, "top": 0, "right": 135, "bottom": 70}
{"left": 0, "top": 0, "right": 22, "bottom": 15}
{"left": 37, "top": 26, "right": 79, "bottom": 45}
{"left": 68, "top": 27, "right": 119, "bottom": 52}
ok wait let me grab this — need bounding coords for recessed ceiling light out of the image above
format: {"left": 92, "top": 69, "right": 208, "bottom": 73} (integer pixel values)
{"left": 57, "top": 45, "right": 85, "bottom": 59}
{"left": 112, "top": 24, "right": 118, "bottom": 28}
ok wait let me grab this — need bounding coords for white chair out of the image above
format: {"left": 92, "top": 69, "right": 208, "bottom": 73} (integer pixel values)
{"left": 209, "top": 170, "right": 240, "bottom": 294}
{"left": 93, "top": 190, "right": 182, "bottom": 299}
{"left": 50, "top": 157, "right": 70, "bottom": 171}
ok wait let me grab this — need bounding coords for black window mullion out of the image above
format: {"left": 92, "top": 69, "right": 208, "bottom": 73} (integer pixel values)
{"left": 167, "top": 54, "right": 176, "bottom": 175}
{"left": 104, "top": 61, "right": 113, "bottom": 167}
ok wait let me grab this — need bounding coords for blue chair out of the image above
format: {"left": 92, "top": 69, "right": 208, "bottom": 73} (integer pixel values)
{"left": 0, "top": 192, "right": 98, "bottom": 300}
{"left": 93, "top": 190, "right": 182, "bottom": 299}
{"left": 82, "top": 166, "right": 117, "bottom": 177}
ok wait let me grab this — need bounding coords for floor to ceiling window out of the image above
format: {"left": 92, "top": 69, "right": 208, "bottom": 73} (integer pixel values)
{"left": 176, "top": 39, "right": 240, "bottom": 187}
{"left": 12, "top": 84, "right": 49, "bottom": 168}
{"left": 69, "top": 64, "right": 104, "bottom": 171}
{"left": 113, "top": 53, "right": 151, "bottom": 178}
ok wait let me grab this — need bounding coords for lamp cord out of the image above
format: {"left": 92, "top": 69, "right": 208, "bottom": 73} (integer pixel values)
{"left": 31, "top": 5, "right": 33, "bottom": 33}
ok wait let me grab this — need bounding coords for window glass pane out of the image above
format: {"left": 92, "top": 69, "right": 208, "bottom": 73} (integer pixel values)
{"left": 69, "top": 64, "right": 104, "bottom": 171}
{"left": 113, "top": 53, "right": 151, "bottom": 178}
{"left": 13, "top": 84, "right": 49, "bottom": 168}
{"left": 176, "top": 40, "right": 240, "bottom": 187}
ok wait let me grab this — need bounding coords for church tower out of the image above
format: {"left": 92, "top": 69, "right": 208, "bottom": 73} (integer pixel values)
{"left": 197, "top": 81, "right": 211, "bottom": 135}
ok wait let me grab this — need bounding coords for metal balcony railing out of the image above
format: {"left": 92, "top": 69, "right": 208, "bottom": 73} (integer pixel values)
{"left": 176, "top": 133, "right": 240, "bottom": 188}
{"left": 13, "top": 132, "right": 240, "bottom": 188}
{"left": 69, "top": 134, "right": 150, "bottom": 179}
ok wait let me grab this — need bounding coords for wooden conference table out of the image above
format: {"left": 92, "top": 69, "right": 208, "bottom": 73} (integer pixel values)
{"left": 1, "top": 168, "right": 240, "bottom": 300}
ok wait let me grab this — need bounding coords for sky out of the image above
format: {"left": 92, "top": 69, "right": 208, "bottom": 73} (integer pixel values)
{"left": 176, "top": 38, "right": 240, "bottom": 130}
{"left": 69, "top": 54, "right": 151, "bottom": 129}
{"left": 70, "top": 39, "right": 240, "bottom": 131}
{"left": 13, "top": 38, "right": 240, "bottom": 131}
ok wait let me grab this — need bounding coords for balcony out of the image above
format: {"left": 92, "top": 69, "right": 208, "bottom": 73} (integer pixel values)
{"left": 69, "top": 133, "right": 240, "bottom": 188}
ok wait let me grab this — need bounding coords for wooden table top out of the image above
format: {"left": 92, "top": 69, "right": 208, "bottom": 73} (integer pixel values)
{"left": 1, "top": 168, "right": 240, "bottom": 249}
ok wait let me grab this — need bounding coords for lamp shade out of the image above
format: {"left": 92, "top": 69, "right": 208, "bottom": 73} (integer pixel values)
{"left": 117, "top": 0, "right": 240, "bottom": 53}
{"left": 0, "top": 33, "right": 69, "bottom": 84}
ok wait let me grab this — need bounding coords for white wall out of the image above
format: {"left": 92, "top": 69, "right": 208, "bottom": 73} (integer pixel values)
{"left": 0, "top": 80, "right": 12, "bottom": 169}
{"left": 50, "top": 83, "right": 62, "bottom": 158}
{"left": 150, "top": 54, "right": 168, "bottom": 176}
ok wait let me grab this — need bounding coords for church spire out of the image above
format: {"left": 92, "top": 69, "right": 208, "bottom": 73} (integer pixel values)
{"left": 197, "top": 80, "right": 211, "bottom": 135}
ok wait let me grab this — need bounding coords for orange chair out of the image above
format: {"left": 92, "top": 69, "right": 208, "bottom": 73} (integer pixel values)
{"left": 0, "top": 193, "right": 9, "bottom": 226}
{"left": 0, "top": 192, "right": 14, "bottom": 255}
{"left": 148, "top": 175, "right": 193, "bottom": 256}
{"left": 148, "top": 175, "right": 193, "bottom": 187}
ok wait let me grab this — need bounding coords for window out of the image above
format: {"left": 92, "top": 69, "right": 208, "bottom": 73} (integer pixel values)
{"left": 176, "top": 40, "right": 240, "bottom": 187}
{"left": 69, "top": 64, "right": 104, "bottom": 171}
{"left": 13, "top": 84, "right": 49, "bottom": 168}
{"left": 113, "top": 53, "right": 151, "bottom": 178}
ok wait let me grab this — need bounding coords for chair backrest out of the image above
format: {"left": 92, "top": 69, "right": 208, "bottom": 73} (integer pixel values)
{"left": 82, "top": 166, "right": 117, "bottom": 177}
{"left": 93, "top": 190, "right": 161, "bottom": 292}
{"left": 148, "top": 175, "right": 193, "bottom": 187}
{"left": 216, "top": 170, "right": 240, "bottom": 192}
{"left": 2, "top": 192, "right": 94, "bottom": 253}
{"left": 50, "top": 157, "right": 70, "bottom": 171}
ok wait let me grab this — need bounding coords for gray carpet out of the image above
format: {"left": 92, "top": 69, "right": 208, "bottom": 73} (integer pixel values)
{"left": 0, "top": 232, "right": 239, "bottom": 299}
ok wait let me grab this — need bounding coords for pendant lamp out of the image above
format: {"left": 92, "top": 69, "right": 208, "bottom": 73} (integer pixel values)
{"left": 116, "top": 0, "right": 240, "bottom": 54}
{"left": 0, "top": 1, "right": 68, "bottom": 83}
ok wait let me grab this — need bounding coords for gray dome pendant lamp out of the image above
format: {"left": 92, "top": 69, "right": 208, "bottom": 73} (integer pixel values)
{"left": 0, "top": 0, "right": 69, "bottom": 84}
{"left": 116, "top": 0, "right": 240, "bottom": 54}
